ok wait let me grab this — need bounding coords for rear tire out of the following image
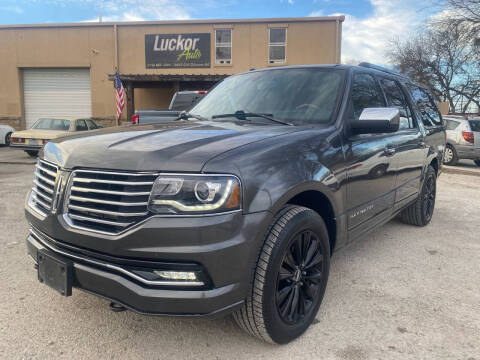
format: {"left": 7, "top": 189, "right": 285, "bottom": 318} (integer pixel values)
{"left": 401, "top": 165, "right": 436, "bottom": 226}
{"left": 233, "top": 205, "right": 330, "bottom": 344}
{"left": 443, "top": 144, "right": 458, "bottom": 166}
{"left": 474, "top": 160, "right": 480, "bottom": 167}
{"left": 25, "top": 150, "right": 38, "bottom": 158}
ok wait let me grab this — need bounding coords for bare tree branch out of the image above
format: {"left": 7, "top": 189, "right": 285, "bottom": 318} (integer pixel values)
{"left": 387, "top": 23, "right": 479, "bottom": 114}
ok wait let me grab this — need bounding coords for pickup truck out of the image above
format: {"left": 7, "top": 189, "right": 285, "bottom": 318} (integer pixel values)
{"left": 132, "top": 90, "right": 207, "bottom": 124}
{"left": 24, "top": 64, "right": 445, "bottom": 344}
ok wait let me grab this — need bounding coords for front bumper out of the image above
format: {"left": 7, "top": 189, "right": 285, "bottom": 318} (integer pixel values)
{"left": 25, "top": 210, "right": 271, "bottom": 317}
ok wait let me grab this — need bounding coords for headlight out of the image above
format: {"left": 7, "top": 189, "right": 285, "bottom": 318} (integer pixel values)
{"left": 147, "top": 174, "right": 241, "bottom": 214}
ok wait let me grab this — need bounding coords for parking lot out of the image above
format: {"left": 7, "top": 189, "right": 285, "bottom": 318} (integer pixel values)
{"left": 0, "top": 147, "right": 479, "bottom": 360}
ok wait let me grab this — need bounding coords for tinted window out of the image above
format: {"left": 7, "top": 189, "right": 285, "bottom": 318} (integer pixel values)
{"left": 468, "top": 120, "right": 480, "bottom": 132}
{"left": 191, "top": 69, "right": 345, "bottom": 125}
{"left": 76, "top": 120, "right": 88, "bottom": 131}
{"left": 350, "top": 73, "right": 385, "bottom": 120}
{"left": 446, "top": 120, "right": 460, "bottom": 130}
{"left": 32, "top": 118, "right": 71, "bottom": 131}
{"left": 407, "top": 85, "right": 443, "bottom": 127}
{"left": 85, "top": 119, "right": 98, "bottom": 130}
{"left": 379, "top": 78, "right": 414, "bottom": 129}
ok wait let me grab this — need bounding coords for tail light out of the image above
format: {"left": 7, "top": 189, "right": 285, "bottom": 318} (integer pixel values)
{"left": 197, "top": 91, "right": 207, "bottom": 94}
{"left": 42, "top": 139, "right": 48, "bottom": 145}
{"left": 462, "top": 131, "right": 474, "bottom": 143}
{"left": 11, "top": 137, "right": 25, "bottom": 143}
{"left": 132, "top": 114, "right": 139, "bottom": 124}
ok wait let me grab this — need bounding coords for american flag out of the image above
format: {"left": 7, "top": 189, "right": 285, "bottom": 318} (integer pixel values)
{"left": 114, "top": 71, "right": 126, "bottom": 121}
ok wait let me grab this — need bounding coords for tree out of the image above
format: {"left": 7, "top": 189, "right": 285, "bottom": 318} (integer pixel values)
{"left": 441, "top": 0, "right": 480, "bottom": 42}
{"left": 388, "top": 24, "right": 479, "bottom": 113}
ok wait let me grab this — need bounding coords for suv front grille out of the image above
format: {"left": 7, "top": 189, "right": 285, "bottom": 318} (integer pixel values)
{"left": 65, "top": 169, "right": 157, "bottom": 234}
{"left": 31, "top": 160, "right": 59, "bottom": 212}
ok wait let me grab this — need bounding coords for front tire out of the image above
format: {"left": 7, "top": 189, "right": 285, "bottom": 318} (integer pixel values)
{"left": 443, "top": 144, "right": 458, "bottom": 166}
{"left": 233, "top": 205, "right": 330, "bottom": 344}
{"left": 25, "top": 150, "right": 38, "bottom": 158}
{"left": 4, "top": 132, "right": 11, "bottom": 146}
{"left": 401, "top": 165, "right": 437, "bottom": 226}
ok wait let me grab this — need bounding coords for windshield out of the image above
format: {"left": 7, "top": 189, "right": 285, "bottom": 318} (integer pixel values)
{"left": 190, "top": 68, "right": 345, "bottom": 125}
{"left": 469, "top": 120, "right": 480, "bottom": 132}
{"left": 32, "top": 118, "right": 71, "bottom": 131}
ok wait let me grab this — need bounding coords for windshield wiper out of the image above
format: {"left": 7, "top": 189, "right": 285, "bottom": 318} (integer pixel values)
{"left": 176, "top": 111, "right": 209, "bottom": 122}
{"left": 212, "top": 110, "right": 293, "bottom": 126}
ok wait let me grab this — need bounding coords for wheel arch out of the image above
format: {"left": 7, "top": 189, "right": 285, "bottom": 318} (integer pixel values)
{"left": 271, "top": 186, "right": 338, "bottom": 254}
{"left": 288, "top": 190, "right": 337, "bottom": 254}
{"left": 430, "top": 157, "right": 439, "bottom": 175}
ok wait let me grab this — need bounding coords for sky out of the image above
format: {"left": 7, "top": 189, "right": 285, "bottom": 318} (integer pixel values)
{"left": 0, "top": 0, "right": 441, "bottom": 64}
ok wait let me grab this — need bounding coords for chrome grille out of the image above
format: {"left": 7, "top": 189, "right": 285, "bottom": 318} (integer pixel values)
{"left": 31, "top": 160, "right": 58, "bottom": 212}
{"left": 65, "top": 169, "right": 157, "bottom": 234}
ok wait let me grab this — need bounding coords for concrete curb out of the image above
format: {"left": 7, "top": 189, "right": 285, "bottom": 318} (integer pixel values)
{"left": 0, "top": 161, "right": 36, "bottom": 165}
{"left": 442, "top": 167, "right": 480, "bottom": 177}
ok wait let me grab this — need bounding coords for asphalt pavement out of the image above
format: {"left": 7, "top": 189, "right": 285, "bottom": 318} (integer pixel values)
{"left": 0, "top": 147, "right": 479, "bottom": 360}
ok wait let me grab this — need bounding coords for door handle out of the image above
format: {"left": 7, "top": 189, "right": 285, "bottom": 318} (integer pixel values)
{"left": 384, "top": 147, "right": 396, "bottom": 157}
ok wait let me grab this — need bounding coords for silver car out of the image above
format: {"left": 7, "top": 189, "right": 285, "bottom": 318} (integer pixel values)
{"left": 444, "top": 116, "right": 480, "bottom": 166}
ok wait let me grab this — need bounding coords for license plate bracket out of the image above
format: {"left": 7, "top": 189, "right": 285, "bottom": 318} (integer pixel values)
{"left": 37, "top": 250, "right": 73, "bottom": 296}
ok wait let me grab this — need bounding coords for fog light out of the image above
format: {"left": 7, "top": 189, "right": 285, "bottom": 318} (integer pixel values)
{"left": 153, "top": 270, "right": 199, "bottom": 281}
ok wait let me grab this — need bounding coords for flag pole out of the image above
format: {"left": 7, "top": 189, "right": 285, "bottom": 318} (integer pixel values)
{"left": 114, "top": 69, "right": 126, "bottom": 127}
{"left": 115, "top": 66, "right": 119, "bottom": 126}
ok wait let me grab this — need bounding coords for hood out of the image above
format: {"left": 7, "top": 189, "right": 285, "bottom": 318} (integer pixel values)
{"left": 42, "top": 121, "right": 300, "bottom": 172}
{"left": 12, "top": 129, "right": 69, "bottom": 139}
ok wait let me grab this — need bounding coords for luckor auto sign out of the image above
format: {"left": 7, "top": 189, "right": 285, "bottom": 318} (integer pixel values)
{"left": 145, "top": 33, "right": 211, "bottom": 68}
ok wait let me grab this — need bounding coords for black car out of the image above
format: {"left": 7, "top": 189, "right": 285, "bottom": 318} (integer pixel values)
{"left": 25, "top": 63, "right": 445, "bottom": 344}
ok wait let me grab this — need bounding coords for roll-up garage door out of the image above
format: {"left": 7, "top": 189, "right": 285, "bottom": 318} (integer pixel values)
{"left": 23, "top": 68, "right": 92, "bottom": 129}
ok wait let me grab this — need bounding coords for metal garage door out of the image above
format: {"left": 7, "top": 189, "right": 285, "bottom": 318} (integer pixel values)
{"left": 23, "top": 68, "right": 92, "bottom": 129}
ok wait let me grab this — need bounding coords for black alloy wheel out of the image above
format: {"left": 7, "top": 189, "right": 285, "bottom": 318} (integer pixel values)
{"left": 233, "top": 205, "right": 330, "bottom": 344}
{"left": 276, "top": 230, "right": 324, "bottom": 325}
{"left": 422, "top": 172, "right": 436, "bottom": 222}
{"left": 401, "top": 165, "right": 437, "bottom": 226}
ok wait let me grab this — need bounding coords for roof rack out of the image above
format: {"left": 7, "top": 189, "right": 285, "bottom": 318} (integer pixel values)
{"left": 358, "top": 62, "right": 410, "bottom": 80}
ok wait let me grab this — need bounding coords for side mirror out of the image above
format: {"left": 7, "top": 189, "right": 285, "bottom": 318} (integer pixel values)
{"left": 351, "top": 108, "right": 400, "bottom": 134}
{"left": 97, "top": 125, "right": 104, "bottom": 129}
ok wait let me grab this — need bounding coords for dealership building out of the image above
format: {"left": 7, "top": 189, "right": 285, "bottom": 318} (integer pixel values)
{"left": 0, "top": 16, "right": 344, "bottom": 130}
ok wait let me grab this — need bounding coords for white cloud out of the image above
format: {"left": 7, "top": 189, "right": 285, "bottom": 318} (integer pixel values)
{"left": 308, "top": 10, "right": 324, "bottom": 17}
{"left": 103, "top": 0, "right": 191, "bottom": 21}
{"left": 54, "top": 0, "right": 192, "bottom": 22}
{"left": 0, "top": 5, "right": 24, "bottom": 14}
{"left": 339, "top": 0, "right": 433, "bottom": 65}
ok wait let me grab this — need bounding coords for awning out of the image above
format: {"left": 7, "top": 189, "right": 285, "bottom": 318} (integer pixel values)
{"left": 108, "top": 73, "right": 228, "bottom": 82}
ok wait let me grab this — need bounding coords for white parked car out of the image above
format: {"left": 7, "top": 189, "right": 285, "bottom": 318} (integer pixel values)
{"left": 0, "top": 124, "right": 15, "bottom": 146}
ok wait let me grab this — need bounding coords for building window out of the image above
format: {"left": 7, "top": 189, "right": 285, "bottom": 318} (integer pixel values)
{"left": 269, "top": 28, "right": 286, "bottom": 64}
{"left": 215, "top": 29, "right": 232, "bottom": 64}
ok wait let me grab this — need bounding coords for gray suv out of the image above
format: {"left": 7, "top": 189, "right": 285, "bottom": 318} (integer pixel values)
{"left": 444, "top": 116, "right": 480, "bottom": 166}
{"left": 24, "top": 64, "right": 445, "bottom": 344}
